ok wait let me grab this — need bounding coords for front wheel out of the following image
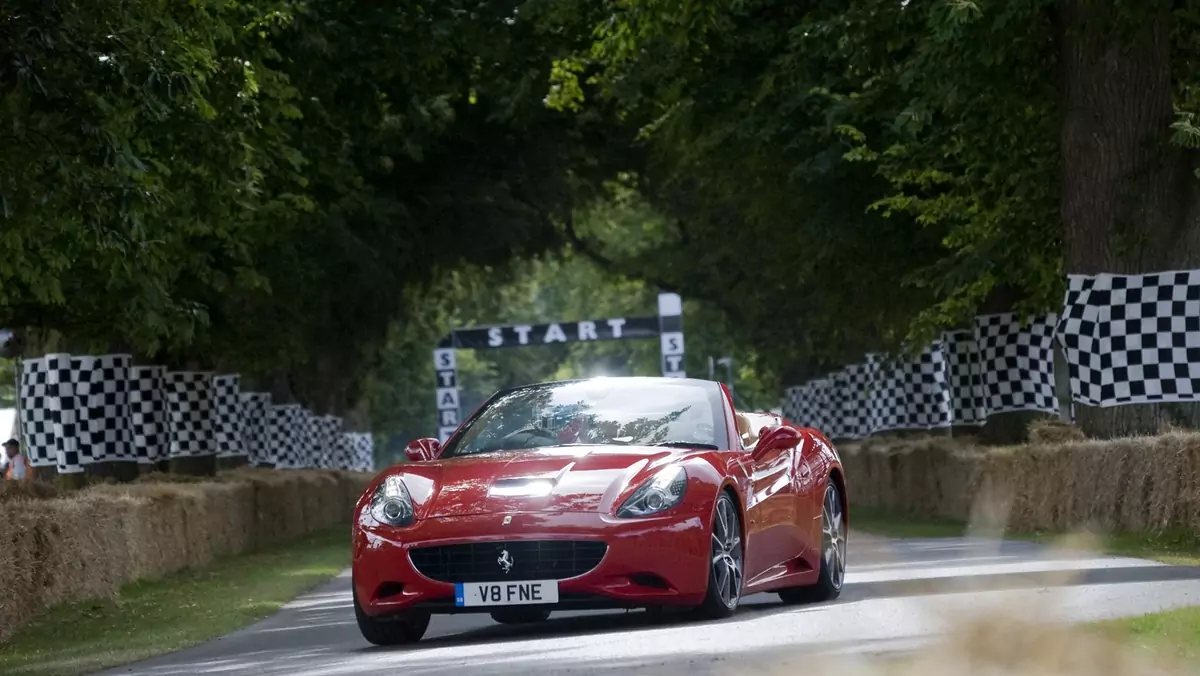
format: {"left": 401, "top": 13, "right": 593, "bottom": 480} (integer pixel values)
{"left": 490, "top": 608, "right": 551, "bottom": 624}
{"left": 353, "top": 586, "right": 430, "bottom": 646}
{"left": 779, "top": 479, "right": 846, "bottom": 605}
{"left": 695, "top": 490, "right": 744, "bottom": 619}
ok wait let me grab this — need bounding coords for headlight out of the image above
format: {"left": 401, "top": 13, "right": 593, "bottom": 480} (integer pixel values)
{"left": 369, "top": 475, "right": 415, "bottom": 527}
{"left": 616, "top": 465, "right": 688, "bottom": 518}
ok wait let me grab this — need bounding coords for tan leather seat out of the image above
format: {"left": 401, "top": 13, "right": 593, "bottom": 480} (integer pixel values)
{"left": 735, "top": 413, "right": 759, "bottom": 447}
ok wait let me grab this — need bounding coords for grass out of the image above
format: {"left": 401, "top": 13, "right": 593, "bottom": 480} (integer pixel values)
{"left": 1095, "top": 607, "right": 1200, "bottom": 665}
{"left": 850, "top": 506, "right": 1200, "bottom": 566}
{"left": 0, "top": 527, "right": 351, "bottom": 676}
{"left": 850, "top": 506, "right": 1200, "bottom": 664}
{"left": 850, "top": 507, "right": 970, "bottom": 541}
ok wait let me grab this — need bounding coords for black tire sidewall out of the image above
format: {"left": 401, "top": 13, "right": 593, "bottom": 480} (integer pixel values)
{"left": 353, "top": 578, "right": 431, "bottom": 646}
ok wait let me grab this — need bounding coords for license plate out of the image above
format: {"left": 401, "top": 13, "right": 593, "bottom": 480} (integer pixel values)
{"left": 454, "top": 580, "right": 559, "bottom": 607}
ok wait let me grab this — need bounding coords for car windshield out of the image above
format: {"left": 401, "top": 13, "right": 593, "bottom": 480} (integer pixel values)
{"left": 439, "top": 378, "right": 730, "bottom": 458}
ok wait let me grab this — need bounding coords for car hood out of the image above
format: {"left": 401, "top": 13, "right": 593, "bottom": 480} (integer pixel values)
{"left": 395, "top": 445, "right": 684, "bottom": 518}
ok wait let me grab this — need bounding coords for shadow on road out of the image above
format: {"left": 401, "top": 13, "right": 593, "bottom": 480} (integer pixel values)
{"left": 842, "top": 564, "right": 1200, "bottom": 603}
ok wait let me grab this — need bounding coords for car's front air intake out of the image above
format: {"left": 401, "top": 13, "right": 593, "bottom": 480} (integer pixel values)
{"left": 408, "top": 540, "right": 607, "bottom": 583}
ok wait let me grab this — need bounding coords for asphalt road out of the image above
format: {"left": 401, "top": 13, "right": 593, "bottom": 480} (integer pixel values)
{"left": 99, "top": 533, "right": 1200, "bottom": 675}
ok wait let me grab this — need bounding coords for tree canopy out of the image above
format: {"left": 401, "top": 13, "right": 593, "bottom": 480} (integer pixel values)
{"left": 4, "top": 1, "right": 1199, "bottom": 440}
{"left": 547, "top": 0, "right": 1200, "bottom": 435}
{"left": 0, "top": 0, "right": 631, "bottom": 422}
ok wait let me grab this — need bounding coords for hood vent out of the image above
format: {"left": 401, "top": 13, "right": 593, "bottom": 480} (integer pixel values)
{"left": 488, "top": 478, "right": 556, "bottom": 497}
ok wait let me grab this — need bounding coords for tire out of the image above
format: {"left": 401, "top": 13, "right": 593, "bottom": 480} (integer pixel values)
{"left": 353, "top": 586, "right": 430, "bottom": 646}
{"left": 490, "top": 608, "right": 551, "bottom": 624}
{"left": 696, "top": 490, "right": 744, "bottom": 619}
{"left": 779, "top": 478, "right": 846, "bottom": 605}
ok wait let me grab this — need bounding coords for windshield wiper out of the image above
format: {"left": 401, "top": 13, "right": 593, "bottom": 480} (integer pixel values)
{"left": 650, "top": 441, "right": 720, "bottom": 450}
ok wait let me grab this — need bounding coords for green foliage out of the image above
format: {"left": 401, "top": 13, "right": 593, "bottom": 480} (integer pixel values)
{"left": 13, "top": 0, "right": 1195, "bottom": 445}
{"left": 0, "top": 0, "right": 630, "bottom": 415}
{"left": 534, "top": 0, "right": 1078, "bottom": 377}
{"left": 368, "top": 196, "right": 784, "bottom": 440}
{"left": 0, "top": 359, "right": 13, "bottom": 409}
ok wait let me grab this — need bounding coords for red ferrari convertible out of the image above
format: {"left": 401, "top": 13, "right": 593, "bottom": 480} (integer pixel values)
{"left": 351, "top": 376, "right": 848, "bottom": 646}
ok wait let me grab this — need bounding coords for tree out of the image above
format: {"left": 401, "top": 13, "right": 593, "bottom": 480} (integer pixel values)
{"left": 0, "top": 1, "right": 639, "bottom": 436}
{"left": 554, "top": 0, "right": 1200, "bottom": 438}
{"left": 0, "top": 359, "right": 14, "bottom": 409}
{"left": 367, "top": 196, "right": 786, "bottom": 448}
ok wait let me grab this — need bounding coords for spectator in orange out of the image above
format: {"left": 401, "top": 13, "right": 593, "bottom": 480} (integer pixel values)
{"left": 4, "top": 438, "right": 31, "bottom": 482}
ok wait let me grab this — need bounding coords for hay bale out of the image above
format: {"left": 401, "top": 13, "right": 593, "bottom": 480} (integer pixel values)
{"left": 0, "top": 465, "right": 373, "bottom": 645}
{"left": 836, "top": 429, "right": 1200, "bottom": 536}
{"left": 0, "top": 481, "right": 59, "bottom": 503}
{"left": 1028, "top": 419, "right": 1086, "bottom": 445}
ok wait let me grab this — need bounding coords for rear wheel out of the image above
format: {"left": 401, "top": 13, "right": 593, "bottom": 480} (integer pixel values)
{"left": 779, "top": 479, "right": 846, "bottom": 604}
{"left": 490, "top": 608, "right": 551, "bottom": 624}
{"left": 353, "top": 585, "right": 430, "bottom": 646}
{"left": 696, "top": 491, "right": 744, "bottom": 619}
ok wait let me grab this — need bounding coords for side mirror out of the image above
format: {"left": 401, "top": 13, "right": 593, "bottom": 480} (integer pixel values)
{"left": 404, "top": 437, "right": 441, "bottom": 462}
{"left": 749, "top": 424, "right": 801, "bottom": 461}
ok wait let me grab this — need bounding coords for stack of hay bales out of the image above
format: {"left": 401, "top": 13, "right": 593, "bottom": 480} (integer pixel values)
{"left": 0, "top": 468, "right": 372, "bottom": 644}
{"left": 839, "top": 430, "right": 1200, "bottom": 534}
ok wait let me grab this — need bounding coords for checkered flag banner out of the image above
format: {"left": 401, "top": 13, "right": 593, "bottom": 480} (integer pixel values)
{"left": 73, "top": 354, "right": 136, "bottom": 465}
{"left": 1056, "top": 270, "right": 1200, "bottom": 407}
{"left": 165, "top": 371, "right": 216, "bottom": 458}
{"left": 317, "top": 415, "right": 343, "bottom": 469}
{"left": 46, "top": 354, "right": 82, "bottom": 473}
{"left": 867, "top": 353, "right": 908, "bottom": 433}
{"left": 837, "top": 363, "right": 873, "bottom": 439}
{"left": 14, "top": 356, "right": 373, "bottom": 473}
{"left": 823, "top": 371, "right": 851, "bottom": 439}
{"left": 212, "top": 375, "right": 246, "bottom": 458}
{"left": 307, "top": 412, "right": 326, "bottom": 469}
{"left": 943, "top": 330, "right": 988, "bottom": 426}
{"left": 267, "top": 404, "right": 302, "bottom": 468}
{"left": 240, "top": 392, "right": 272, "bottom": 465}
{"left": 131, "top": 365, "right": 168, "bottom": 465}
{"left": 782, "top": 383, "right": 818, "bottom": 429}
{"left": 974, "top": 313, "right": 1060, "bottom": 416}
{"left": 16, "top": 353, "right": 85, "bottom": 473}
{"left": 783, "top": 341, "right": 960, "bottom": 439}
{"left": 332, "top": 430, "right": 352, "bottom": 470}
{"left": 346, "top": 432, "right": 374, "bottom": 472}
{"left": 19, "top": 356, "right": 56, "bottom": 468}
{"left": 902, "top": 341, "right": 952, "bottom": 429}
{"left": 19, "top": 353, "right": 134, "bottom": 472}
{"left": 295, "top": 408, "right": 317, "bottom": 468}
{"left": 808, "top": 378, "right": 833, "bottom": 435}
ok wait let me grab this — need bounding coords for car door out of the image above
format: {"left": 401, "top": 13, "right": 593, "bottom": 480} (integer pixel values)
{"left": 789, "top": 430, "right": 825, "bottom": 564}
{"left": 739, "top": 414, "right": 806, "bottom": 583}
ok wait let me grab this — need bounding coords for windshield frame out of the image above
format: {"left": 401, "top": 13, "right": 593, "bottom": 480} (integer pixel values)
{"left": 436, "top": 377, "right": 734, "bottom": 459}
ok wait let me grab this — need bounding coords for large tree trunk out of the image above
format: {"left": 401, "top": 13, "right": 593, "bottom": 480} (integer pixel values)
{"left": 1058, "top": 1, "right": 1200, "bottom": 438}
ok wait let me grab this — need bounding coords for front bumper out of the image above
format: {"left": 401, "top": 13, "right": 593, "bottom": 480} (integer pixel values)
{"left": 353, "top": 508, "right": 711, "bottom": 617}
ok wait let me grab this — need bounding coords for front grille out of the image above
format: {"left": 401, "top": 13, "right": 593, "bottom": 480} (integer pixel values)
{"left": 408, "top": 540, "right": 607, "bottom": 583}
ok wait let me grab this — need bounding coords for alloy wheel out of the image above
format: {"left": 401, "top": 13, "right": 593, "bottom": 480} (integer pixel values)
{"left": 822, "top": 483, "right": 846, "bottom": 591}
{"left": 710, "top": 495, "right": 744, "bottom": 609}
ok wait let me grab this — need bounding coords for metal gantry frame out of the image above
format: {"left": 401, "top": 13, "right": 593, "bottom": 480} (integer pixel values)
{"left": 431, "top": 293, "right": 685, "bottom": 442}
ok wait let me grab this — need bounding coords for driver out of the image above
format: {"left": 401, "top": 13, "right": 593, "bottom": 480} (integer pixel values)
{"left": 498, "top": 404, "right": 592, "bottom": 449}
